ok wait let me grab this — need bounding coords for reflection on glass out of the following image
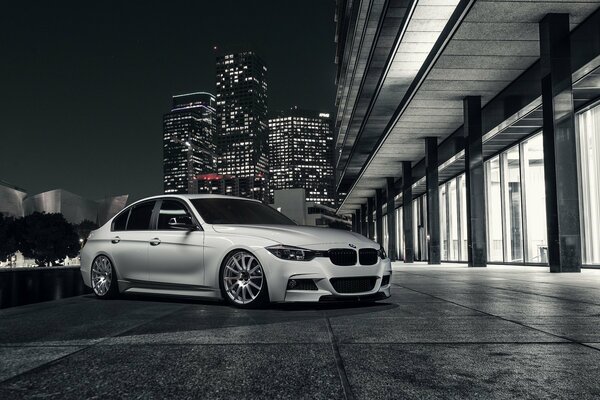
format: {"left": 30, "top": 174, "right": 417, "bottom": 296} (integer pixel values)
{"left": 502, "top": 146, "right": 523, "bottom": 262}
{"left": 522, "top": 133, "right": 548, "bottom": 262}
{"left": 486, "top": 156, "right": 503, "bottom": 262}
{"left": 577, "top": 106, "right": 600, "bottom": 264}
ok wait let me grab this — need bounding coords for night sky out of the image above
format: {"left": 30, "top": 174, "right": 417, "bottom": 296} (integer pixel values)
{"left": 0, "top": 0, "right": 337, "bottom": 202}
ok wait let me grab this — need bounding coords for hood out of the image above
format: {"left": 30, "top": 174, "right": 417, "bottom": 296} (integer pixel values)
{"left": 211, "top": 224, "right": 378, "bottom": 248}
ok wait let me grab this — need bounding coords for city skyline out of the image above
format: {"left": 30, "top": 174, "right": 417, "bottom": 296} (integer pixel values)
{"left": 0, "top": 1, "right": 336, "bottom": 202}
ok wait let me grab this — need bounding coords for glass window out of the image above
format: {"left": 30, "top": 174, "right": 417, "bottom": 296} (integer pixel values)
{"left": 112, "top": 209, "right": 129, "bottom": 231}
{"left": 191, "top": 198, "right": 296, "bottom": 225}
{"left": 522, "top": 133, "right": 548, "bottom": 263}
{"left": 458, "top": 174, "right": 468, "bottom": 261}
{"left": 577, "top": 106, "right": 600, "bottom": 264}
{"left": 383, "top": 214, "right": 389, "bottom": 256}
{"left": 485, "top": 156, "right": 503, "bottom": 262}
{"left": 126, "top": 202, "right": 155, "bottom": 231}
{"left": 448, "top": 180, "right": 459, "bottom": 260}
{"left": 396, "top": 207, "right": 404, "bottom": 260}
{"left": 157, "top": 200, "right": 193, "bottom": 230}
{"left": 440, "top": 184, "right": 448, "bottom": 260}
{"left": 502, "top": 146, "right": 524, "bottom": 262}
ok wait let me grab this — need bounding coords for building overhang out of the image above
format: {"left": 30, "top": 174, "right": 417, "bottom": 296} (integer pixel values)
{"left": 336, "top": 0, "right": 600, "bottom": 214}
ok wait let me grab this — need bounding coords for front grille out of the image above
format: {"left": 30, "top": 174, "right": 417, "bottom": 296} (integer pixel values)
{"left": 329, "top": 249, "right": 357, "bottom": 266}
{"left": 330, "top": 277, "right": 377, "bottom": 293}
{"left": 359, "top": 248, "right": 378, "bottom": 265}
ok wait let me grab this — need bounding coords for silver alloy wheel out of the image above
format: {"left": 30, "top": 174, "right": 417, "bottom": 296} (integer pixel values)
{"left": 223, "top": 251, "right": 264, "bottom": 305}
{"left": 91, "top": 256, "right": 113, "bottom": 296}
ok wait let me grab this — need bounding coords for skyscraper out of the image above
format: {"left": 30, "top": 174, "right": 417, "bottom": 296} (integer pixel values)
{"left": 215, "top": 52, "right": 269, "bottom": 202}
{"left": 163, "top": 92, "right": 216, "bottom": 194}
{"left": 268, "top": 108, "right": 334, "bottom": 206}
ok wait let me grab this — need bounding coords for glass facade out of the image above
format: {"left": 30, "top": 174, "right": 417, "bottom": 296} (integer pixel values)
{"left": 439, "top": 174, "right": 468, "bottom": 262}
{"left": 483, "top": 134, "right": 548, "bottom": 264}
{"left": 381, "top": 104, "right": 600, "bottom": 267}
{"left": 577, "top": 104, "right": 600, "bottom": 265}
{"left": 268, "top": 110, "right": 334, "bottom": 206}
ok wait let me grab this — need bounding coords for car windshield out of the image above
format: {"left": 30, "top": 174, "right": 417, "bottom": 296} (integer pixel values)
{"left": 191, "top": 198, "right": 297, "bottom": 225}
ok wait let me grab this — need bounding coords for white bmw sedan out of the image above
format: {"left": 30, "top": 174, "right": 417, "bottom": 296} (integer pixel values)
{"left": 80, "top": 194, "right": 392, "bottom": 308}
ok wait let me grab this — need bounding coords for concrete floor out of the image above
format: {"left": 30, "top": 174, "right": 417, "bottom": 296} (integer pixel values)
{"left": 2, "top": 263, "right": 600, "bottom": 399}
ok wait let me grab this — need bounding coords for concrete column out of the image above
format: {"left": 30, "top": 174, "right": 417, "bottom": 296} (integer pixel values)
{"left": 375, "top": 189, "right": 384, "bottom": 246}
{"left": 367, "top": 197, "right": 375, "bottom": 240}
{"left": 356, "top": 208, "right": 362, "bottom": 235}
{"left": 361, "top": 203, "right": 367, "bottom": 237}
{"left": 386, "top": 177, "right": 397, "bottom": 261}
{"left": 351, "top": 213, "right": 357, "bottom": 233}
{"left": 402, "top": 161, "right": 414, "bottom": 263}
{"left": 464, "top": 96, "right": 487, "bottom": 267}
{"left": 426, "top": 137, "right": 441, "bottom": 264}
{"left": 539, "top": 14, "right": 581, "bottom": 273}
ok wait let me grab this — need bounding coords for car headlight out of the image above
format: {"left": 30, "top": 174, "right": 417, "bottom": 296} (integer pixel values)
{"left": 378, "top": 246, "right": 387, "bottom": 260}
{"left": 266, "top": 245, "right": 316, "bottom": 261}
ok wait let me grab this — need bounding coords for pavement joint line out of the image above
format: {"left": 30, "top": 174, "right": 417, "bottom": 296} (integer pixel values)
{"left": 0, "top": 303, "right": 189, "bottom": 385}
{"left": 392, "top": 271, "right": 600, "bottom": 307}
{"left": 324, "top": 315, "right": 355, "bottom": 400}
{"left": 396, "top": 284, "right": 600, "bottom": 353}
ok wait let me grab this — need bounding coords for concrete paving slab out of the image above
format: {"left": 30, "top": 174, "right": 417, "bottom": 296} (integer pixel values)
{"left": 0, "top": 346, "right": 82, "bottom": 382}
{"left": 0, "top": 344, "right": 344, "bottom": 400}
{"left": 340, "top": 343, "right": 600, "bottom": 399}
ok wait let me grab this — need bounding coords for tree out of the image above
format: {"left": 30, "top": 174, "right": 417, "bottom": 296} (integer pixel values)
{"left": 0, "top": 213, "right": 18, "bottom": 262}
{"left": 16, "top": 212, "right": 80, "bottom": 266}
{"left": 75, "top": 219, "right": 99, "bottom": 241}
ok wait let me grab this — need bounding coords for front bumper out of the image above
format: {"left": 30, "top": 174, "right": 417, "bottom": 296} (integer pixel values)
{"left": 255, "top": 248, "right": 392, "bottom": 303}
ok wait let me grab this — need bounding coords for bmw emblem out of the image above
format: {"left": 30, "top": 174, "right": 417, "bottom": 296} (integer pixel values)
{"left": 349, "top": 243, "right": 356, "bottom": 248}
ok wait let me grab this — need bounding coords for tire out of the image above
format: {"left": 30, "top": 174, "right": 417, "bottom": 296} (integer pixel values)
{"left": 91, "top": 255, "right": 119, "bottom": 299}
{"left": 219, "top": 250, "right": 269, "bottom": 308}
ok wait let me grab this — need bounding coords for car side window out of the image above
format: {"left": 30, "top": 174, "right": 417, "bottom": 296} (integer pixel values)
{"left": 126, "top": 202, "right": 155, "bottom": 231}
{"left": 112, "top": 209, "right": 130, "bottom": 231}
{"left": 157, "top": 200, "right": 193, "bottom": 230}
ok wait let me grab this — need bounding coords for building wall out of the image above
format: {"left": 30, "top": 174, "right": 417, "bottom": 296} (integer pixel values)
{"left": 268, "top": 109, "right": 334, "bottom": 206}
{"left": 271, "top": 189, "right": 306, "bottom": 225}
{"left": 22, "top": 189, "right": 128, "bottom": 225}
{"left": 163, "top": 92, "right": 216, "bottom": 194}
{"left": 0, "top": 182, "right": 27, "bottom": 217}
{"left": 216, "top": 51, "right": 269, "bottom": 202}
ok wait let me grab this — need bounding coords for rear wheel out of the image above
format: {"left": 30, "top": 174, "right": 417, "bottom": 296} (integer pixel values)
{"left": 220, "top": 251, "right": 268, "bottom": 308}
{"left": 91, "top": 255, "right": 119, "bottom": 299}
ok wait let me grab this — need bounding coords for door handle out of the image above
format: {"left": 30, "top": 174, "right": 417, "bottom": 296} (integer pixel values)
{"left": 150, "top": 238, "right": 161, "bottom": 246}
{"left": 111, "top": 236, "right": 121, "bottom": 244}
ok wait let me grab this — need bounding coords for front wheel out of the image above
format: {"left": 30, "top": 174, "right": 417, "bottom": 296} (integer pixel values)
{"left": 91, "top": 255, "right": 119, "bottom": 299}
{"left": 220, "top": 250, "right": 269, "bottom": 308}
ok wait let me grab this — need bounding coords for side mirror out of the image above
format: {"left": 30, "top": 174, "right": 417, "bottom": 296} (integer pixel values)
{"left": 168, "top": 216, "right": 198, "bottom": 231}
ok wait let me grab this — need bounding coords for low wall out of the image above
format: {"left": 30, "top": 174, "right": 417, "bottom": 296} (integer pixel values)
{"left": 0, "top": 266, "right": 91, "bottom": 309}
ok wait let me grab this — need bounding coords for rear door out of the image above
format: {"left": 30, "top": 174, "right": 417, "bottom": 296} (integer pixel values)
{"left": 147, "top": 199, "right": 205, "bottom": 287}
{"left": 108, "top": 201, "right": 157, "bottom": 283}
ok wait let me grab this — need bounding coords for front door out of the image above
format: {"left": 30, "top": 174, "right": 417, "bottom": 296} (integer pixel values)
{"left": 147, "top": 199, "right": 205, "bottom": 287}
